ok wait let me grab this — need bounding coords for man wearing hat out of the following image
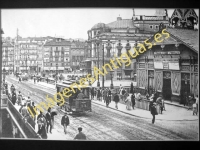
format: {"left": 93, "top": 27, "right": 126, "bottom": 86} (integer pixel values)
{"left": 61, "top": 112, "right": 70, "bottom": 134}
{"left": 150, "top": 102, "right": 158, "bottom": 124}
{"left": 74, "top": 127, "right": 86, "bottom": 140}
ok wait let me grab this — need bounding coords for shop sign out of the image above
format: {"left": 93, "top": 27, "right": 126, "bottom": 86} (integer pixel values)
{"left": 154, "top": 59, "right": 179, "bottom": 70}
{"left": 154, "top": 51, "right": 180, "bottom": 55}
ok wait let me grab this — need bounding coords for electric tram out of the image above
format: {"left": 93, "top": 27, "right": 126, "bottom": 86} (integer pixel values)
{"left": 56, "top": 80, "right": 92, "bottom": 114}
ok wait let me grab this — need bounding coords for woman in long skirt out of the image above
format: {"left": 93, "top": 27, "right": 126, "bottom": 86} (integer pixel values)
{"left": 125, "top": 94, "right": 132, "bottom": 110}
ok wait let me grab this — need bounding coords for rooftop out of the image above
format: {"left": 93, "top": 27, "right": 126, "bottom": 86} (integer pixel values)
{"left": 91, "top": 23, "right": 110, "bottom": 30}
{"left": 2, "top": 42, "right": 14, "bottom": 47}
{"left": 167, "top": 28, "right": 198, "bottom": 52}
{"left": 44, "top": 38, "right": 71, "bottom": 46}
{"left": 106, "top": 19, "right": 138, "bottom": 29}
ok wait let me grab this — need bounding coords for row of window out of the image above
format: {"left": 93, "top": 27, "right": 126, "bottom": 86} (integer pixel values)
{"left": 149, "top": 25, "right": 159, "bottom": 29}
{"left": 2, "top": 48, "right": 14, "bottom": 51}
{"left": 72, "top": 56, "right": 84, "bottom": 62}
{"left": 43, "top": 62, "right": 70, "bottom": 66}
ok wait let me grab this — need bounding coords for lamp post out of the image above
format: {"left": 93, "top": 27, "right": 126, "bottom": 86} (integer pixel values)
{"left": 116, "top": 40, "right": 123, "bottom": 80}
{"left": 110, "top": 70, "right": 114, "bottom": 89}
{"left": 56, "top": 63, "right": 58, "bottom": 83}
{"left": 102, "top": 43, "right": 104, "bottom": 89}
{"left": 95, "top": 35, "right": 101, "bottom": 87}
{"left": 37, "top": 61, "right": 38, "bottom": 75}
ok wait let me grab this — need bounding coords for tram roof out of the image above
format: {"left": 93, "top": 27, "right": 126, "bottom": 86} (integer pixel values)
{"left": 56, "top": 82, "right": 91, "bottom": 88}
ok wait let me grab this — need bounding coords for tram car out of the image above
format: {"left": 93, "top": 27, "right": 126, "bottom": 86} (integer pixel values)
{"left": 56, "top": 80, "right": 92, "bottom": 114}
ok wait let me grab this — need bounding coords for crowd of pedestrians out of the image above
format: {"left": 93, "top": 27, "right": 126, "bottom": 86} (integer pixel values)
{"left": 2, "top": 80, "right": 87, "bottom": 140}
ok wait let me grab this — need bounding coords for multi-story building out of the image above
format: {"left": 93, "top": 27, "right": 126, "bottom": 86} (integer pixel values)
{"left": 70, "top": 40, "right": 85, "bottom": 71}
{"left": 83, "top": 9, "right": 169, "bottom": 87}
{"left": 2, "top": 41, "right": 14, "bottom": 74}
{"left": 43, "top": 38, "right": 71, "bottom": 74}
{"left": 135, "top": 9, "right": 198, "bottom": 103}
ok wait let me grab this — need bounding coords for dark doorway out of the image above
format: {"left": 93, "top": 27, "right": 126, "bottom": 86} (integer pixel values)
{"left": 180, "top": 73, "right": 190, "bottom": 104}
{"left": 162, "top": 72, "right": 171, "bottom": 100}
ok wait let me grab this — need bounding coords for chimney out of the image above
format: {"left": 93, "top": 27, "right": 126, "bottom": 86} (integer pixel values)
{"left": 117, "top": 16, "right": 122, "bottom": 21}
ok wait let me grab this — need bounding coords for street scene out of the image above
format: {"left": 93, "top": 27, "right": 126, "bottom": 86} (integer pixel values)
{"left": 0, "top": 8, "right": 199, "bottom": 141}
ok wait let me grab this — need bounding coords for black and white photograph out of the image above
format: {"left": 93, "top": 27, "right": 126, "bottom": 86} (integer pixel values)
{"left": 0, "top": 8, "right": 199, "bottom": 140}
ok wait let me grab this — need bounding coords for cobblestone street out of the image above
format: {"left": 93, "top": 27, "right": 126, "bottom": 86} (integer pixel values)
{"left": 6, "top": 77, "right": 199, "bottom": 140}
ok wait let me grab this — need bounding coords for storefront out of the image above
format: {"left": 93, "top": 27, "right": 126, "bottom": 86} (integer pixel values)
{"left": 136, "top": 28, "right": 198, "bottom": 103}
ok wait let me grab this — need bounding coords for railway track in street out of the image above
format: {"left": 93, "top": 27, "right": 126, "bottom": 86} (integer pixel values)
{"left": 5, "top": 77, "right": 198, "bottom": 140}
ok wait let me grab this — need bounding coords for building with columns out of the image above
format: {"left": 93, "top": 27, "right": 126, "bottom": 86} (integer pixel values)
{"left": 83, "top": 9, "right": 169, "bottom": 87}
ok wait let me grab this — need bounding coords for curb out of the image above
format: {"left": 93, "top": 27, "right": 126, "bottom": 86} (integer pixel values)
{"left": 91, "top": 100, "right": 198, "bottom": 121}
{"left": 7, "top": 77, "right": 198, "bottom": 121}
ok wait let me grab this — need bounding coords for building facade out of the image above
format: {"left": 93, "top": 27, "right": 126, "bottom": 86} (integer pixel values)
{"left": 83, "top": 9, "right": 169, "bottom": 87}
{"left": 43, "top": 38, "right": 71, "bottom": 74}
{"left": 70, "top": 40, "right": 85, "bottom": 71}
{"left": 136, "top": 9, "right": 198, "bottom": 103}
{"left": 2, "top": 42, "right": 14, "bottom": 74}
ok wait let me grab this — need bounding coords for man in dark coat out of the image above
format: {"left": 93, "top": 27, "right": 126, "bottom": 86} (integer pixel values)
{"left": 113, "top": 92, "right": 120, "bottom": 109}
{"left": 46, "top": 108, "right": 53, "bottom": 133}
{"left": 61, "top": 113, "right": 70, "bottom": 134}
{"left": 12, "top": 91, "right": 17, "bottom": 105}
{"left": 4, "top": 82, "right": 8, "bottom": 95}
{"left": 150, "top": 102, "right": 158, "bottom": 124}
{"left": 108, "top": 88, "right": 112, "bottom": 103}
{"left": 74, "top": 127, "right": 86, "bottom": 140}
{"left": 91, "top": 88, "right": 94, "bottom": 100}
{"left": 131, "top": 93, "right": 136, "bottom": 109}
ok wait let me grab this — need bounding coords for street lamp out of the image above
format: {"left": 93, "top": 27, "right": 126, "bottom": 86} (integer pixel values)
{"left": 110, "top": 70, "right": 114, "bottom": 89}
{"left": 37, "top": 61, "right": 38, "bottom": 75}
{"left": 95, "top": 35, "right": 101, "bottom": 87}
{"left": 102, "top": 43, "right": 105, "bottom": 89}
{"left": 56, "top": 63, "right": 58, "bottom": 83}
{"left": 116, "top": 40, "right": 123, "bottom": 80}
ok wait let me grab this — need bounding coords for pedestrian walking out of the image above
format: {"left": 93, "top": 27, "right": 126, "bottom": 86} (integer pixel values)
{"left": 125, "top": 94, "right": 132, "bottom": 110}
{"left": 46, "top": 108, "right": 53, "bottom": 134}
{"left": 74, "top": 127, "right": 86, "bottom": 140}
{"left": 101, "top": 88, "right": 105, "bottom": 101}
{"left": 18, "top": 76, "right": 21, "bottom": 83}
{"left": 37, "top": 115, "right": 47, "bottom": 139}
{"left": 94, "top": 88, "right": 97, "bottom": 99}
{"left": 113, "top": 92, "right": 120, "bottom": 109}
{"left": 61, "top": 113, "right": 70, "bottom": 134}
{"left": 4, "top": 82, "right": 8, "bottom": 95}
{"left": 105, "top": 92, "right": 110, "bottom": 107}
{"left": 97, "top": 88, "right": 101, "bottom": 101}
{"left": 156, "top": 97, "right": 164, "bottom": 114}
{"left": 17, "top": 91, "right": 22, "bottom": 106}
{"left": 131, "top": 93, "right": 135, "bottom": 109}
{"left": 150, "top": 102, "right": 158, "bottom": 124}
{"left": 195, "top": 95, "right": 198, "bottom": 113}
{"left": 182, "top": 91, "right": 188, "bottom": 106}
{"left": 91, "top": 87, "right": 94, "bottom": 100}
{"left": 108, "top": 88, "right": 112, "bottom": 103}
{"left": 104, "top": 88, "right": 108, "bottom": 103}
{"left": 21, "top": 103, "right": 29, "bottom": 118}
{"left": 29, "top": 102, "right": 37, "bottom": 121}
{"left": 26, "top": 96, "right": 31, "bottom": 106}
{"left": 11, "top": 91, "right": 17, "bottom": 105}
{"left": 192, "top": 99, "right": 198, "bottom": 115}
{"left": 34, "top": 75, "right": 36, "bottom": 84}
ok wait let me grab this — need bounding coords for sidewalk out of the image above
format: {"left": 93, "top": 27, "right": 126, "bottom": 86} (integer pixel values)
{"left": 92, "top": 98, "right": 198, "bottom": 121}
{"left": 7, "top": 76, "right": 198, "bottom": 121}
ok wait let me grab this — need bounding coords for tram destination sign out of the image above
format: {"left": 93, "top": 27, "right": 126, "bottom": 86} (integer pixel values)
{"left": 154, "top": 51, "right": 180, "bottom": 55}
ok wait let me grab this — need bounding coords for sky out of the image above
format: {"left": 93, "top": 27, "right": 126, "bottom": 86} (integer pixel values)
{"left": 1, "top": 8, "right": 199, "bottom": 40}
